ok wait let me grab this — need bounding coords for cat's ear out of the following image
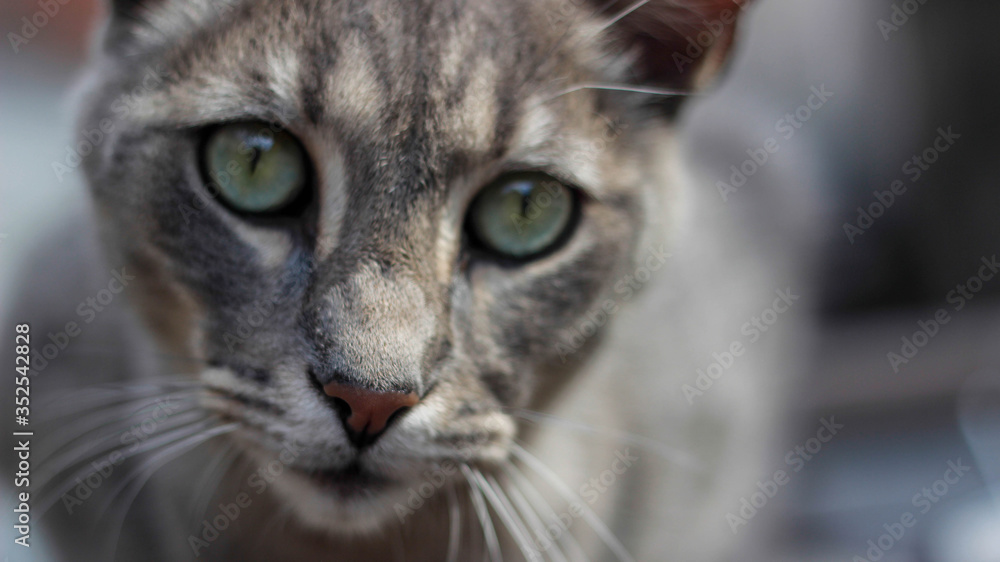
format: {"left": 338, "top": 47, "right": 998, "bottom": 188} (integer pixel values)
{"left": 598, "top": 0, "right": 752, "bottom": 91}
{"left": 107, "top": 0, "right": 165, "bottom": 18}
{"left": 101, "top": 0, "right": 164, "bottom": 49}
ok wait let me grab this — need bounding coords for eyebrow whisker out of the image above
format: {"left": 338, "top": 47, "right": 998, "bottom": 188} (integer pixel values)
{"left": 541, "top": 83, "right": 695, "bottom": 103}
{"left": 597, "top": 0, "right": 650, "bottom": 31}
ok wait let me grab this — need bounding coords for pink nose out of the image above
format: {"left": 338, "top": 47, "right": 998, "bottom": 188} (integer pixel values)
{"left": 323, "top": 380, "right": 419, "bottom": 439}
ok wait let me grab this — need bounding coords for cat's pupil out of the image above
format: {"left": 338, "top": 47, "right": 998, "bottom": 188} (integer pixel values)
{"left": 247, "top": 146, "right": 262, "bottom": 174}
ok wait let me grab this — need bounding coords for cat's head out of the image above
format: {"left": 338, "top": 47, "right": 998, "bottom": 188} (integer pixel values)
{"left": 79, "top": 0, "right": 747, "bottom": 533}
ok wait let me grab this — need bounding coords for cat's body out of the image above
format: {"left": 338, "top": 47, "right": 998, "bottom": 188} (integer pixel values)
{"left": 3, "top": 0, "right": 811, "bottom": 560}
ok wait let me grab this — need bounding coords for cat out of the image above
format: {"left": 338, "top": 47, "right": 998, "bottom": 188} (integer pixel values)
{"left": 2, "top": 0, "right": 809, "bottom": 560}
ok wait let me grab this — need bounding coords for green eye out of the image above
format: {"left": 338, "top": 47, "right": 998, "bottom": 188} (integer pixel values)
{"left": 203, "top": 123, "right": 307, "bottom": 214}
{"left": 467, "top": 172, "right": 577, "bottom": 259}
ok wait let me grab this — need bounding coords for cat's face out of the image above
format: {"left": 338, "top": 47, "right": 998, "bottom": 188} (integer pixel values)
{"left": 80, "top": 0, "right": 740, "bottom": 533}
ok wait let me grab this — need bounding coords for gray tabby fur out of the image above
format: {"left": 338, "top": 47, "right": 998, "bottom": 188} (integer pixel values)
{"left": 4, "top": 0, "right": 810, "bottom": 560}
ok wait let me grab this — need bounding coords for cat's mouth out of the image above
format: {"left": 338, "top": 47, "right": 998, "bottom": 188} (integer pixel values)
{"left": 301, "top": 461, "right": 390, "bottom": 498}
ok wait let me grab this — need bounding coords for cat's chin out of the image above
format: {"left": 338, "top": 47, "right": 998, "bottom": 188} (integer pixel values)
{"left": 270, "top": 464, "right": 449, "bottom": 535}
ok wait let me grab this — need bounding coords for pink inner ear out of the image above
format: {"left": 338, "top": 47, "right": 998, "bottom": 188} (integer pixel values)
{"left": 599, "top": 0, "right": 751, "bottom": 88}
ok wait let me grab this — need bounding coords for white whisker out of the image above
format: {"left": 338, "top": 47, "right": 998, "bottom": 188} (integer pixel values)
{"left": 36, "top": 416, "right": 215, "bottom": 517}
{"left": 36, "top": 409, "right": 206, "bottom": 485}
{"left": 99, "top": 422, "right": 239, "bottom": 558}
{"left": 49, "top": 344, "right": 205, "bottom": 366}
{"left": 511, "top": 444, "right": 635, "bottom": 562}
{"left": 462, "top": 464, "right": 502, "bottom": 562}
{"left": 503, "top": 462, "right": 588, "bottom": 562}
{"left": 542, "top": 83, "right": 694, "bottom": 103}
{"left": 597, "top": 0, "right": 649, "bottom": 31}
{"left": 446, "top": 482, "right": 462, "bottom": 562}
{"left": 36, "top": 381, "right": 202, "bottom": 424}
{"left": 391, "top": 513, "right": 407, "bottom": 562}
{"left": 508, "top": 408, "right": 700, "bottom": 469}
{"left": 189, "top": 439, "right": 239, "bottom": 519}
{"left": 36, "top": 392, "right": 200, "bottom": 465}
{"left": 486, "top": 473, "right": 548, "bottom": 561}
{"left": 501, "top": 468, "right": 570, "bottom": 562}
{"left": 473, "top": 468, "right": 542, "bottom": 562}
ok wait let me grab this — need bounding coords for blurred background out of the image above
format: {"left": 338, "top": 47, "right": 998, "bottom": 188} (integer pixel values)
{"left": 2, "top": 0, "right": 998, "bottom": 560}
